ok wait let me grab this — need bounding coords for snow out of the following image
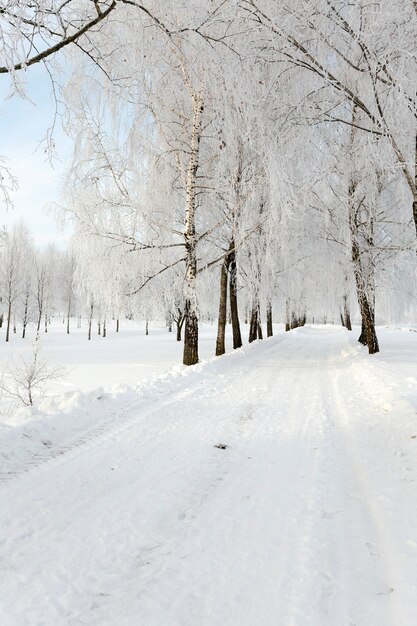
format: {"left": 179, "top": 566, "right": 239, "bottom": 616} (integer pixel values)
{"left": 1, "top": 324, "right": 417, "bottom": 625}
{"left": 0, "top": 319, "right": 225, "bottom": 396}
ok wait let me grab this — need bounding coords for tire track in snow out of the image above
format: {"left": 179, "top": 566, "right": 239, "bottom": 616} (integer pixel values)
{"left": 0, "top": 368, "right": 229, "bottom": 485}
{"left": 280, "top": 346, "right": 412, "bottom": 626}
{"left": 0, "top": 335, "right": 289, "bottom": 487}
{"left": 0, "top": 340, "right": 296, "bottom": 626}
{"left": 0, "top": 394, "right": 146, "bottom": 484}
{"left": 135, "top": 329, "right": 356, "bottom": 626}
{"left": 274, "top": 347, "right": 348, "bottom": 626}
{"left": 3, "top": 327, "right": 412, "bottom": 626}
{"left": 329, "top": 365, "right": 415, "bottom": 626}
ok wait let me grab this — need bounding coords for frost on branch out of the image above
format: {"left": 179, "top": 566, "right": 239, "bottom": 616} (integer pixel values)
{"left": 0, "top": 338, "right": 65, "bottom": 406}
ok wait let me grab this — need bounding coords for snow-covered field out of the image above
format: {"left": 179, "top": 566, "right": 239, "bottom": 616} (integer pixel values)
{"left": 1, "top": 323, "right": 417, "bottom": 625}
{"left": 0, "top": 318, "right": 224, "bottom": 396}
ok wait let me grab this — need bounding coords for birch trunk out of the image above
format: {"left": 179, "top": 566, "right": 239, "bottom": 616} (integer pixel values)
{"left": 343, "top": 295, "right": 352, "bottom": 331}
{"left": 285, "top": 300, "right": 290, "bottom": 332}
{"left": 413, "top": 132, "right": 417, "bottom": 238}
{"left": 215, "top": 257, "right": 230, "bottom": 356}
{"left": 351, "top": 230, "right": 379, "bottom": 354}
{"left": 182, "top": 93, "right": 204, "bottom": 366}
{"left": 176, "top": 316, "right": 184, "bottom": 342}
{"left": 229, "top": 245, "right": 242, "bottom": 349}
{"left": 249, "top": 305, "right": 258, "bottom": 343}
{"left": 66, "top": 294, "right": 72, "bottom": 334}
{"left": 88, "top": 299, "right": 94, "bottom": 341}
{"left": 36, "top": 308, "right": 42, "bottom": 333}
{"left": 266, "top": 303, "right": 273, "bottom": 337}
{"left": 358, "top": 320, "right": 367, "bottom": 346}
{"left": 228, "top": 146, "right": 244, "bottom": 351}
{"left": 5, "top": 301, "right": 11, "bottom": 342}
{"left": 257, "top": 316, "right": 263, "bottom": 340}
{"left": 22, "top": 289, "right": 29, "bottom": 339}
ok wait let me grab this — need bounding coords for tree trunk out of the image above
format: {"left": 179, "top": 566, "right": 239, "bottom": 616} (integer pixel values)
{"left": 291, "top": 311, "right": 298, "bottom": 330}
{"left": 183, "top": 300, "right": 198, "bottom": 365}
{"left": 285, "top": 300, "right": 290, "bottom": 332}
{"left": 229, "top": 246, "right": 242, "bottom": 349}
{"left": 88, "top": 300, "right": 94, "bottom": 340}
{"left": 145, "top": 319, "right": 149, "bottom": 336}
{"left": 36, "top": 309, "right": 42, "bottom": 333}
{"left": 67, "top": 295, "right": 71, "bottom": 334}
{"left": 182, "top": 92, "right": 204, "bottom": 366}
{"left": 215, "top": 258, "right": 229, "bottom": 356}
{"left": 358, "top": 320, "right": 367, "bottom": 345}
{"left": 5, "top": 301, "right": 11, "bottom": 342}
{"left": 22, "top": 291, "right": 29, "bottom": 339}
{"left": 103, "top": 318, "right": 106, "bottom": 338}
{"left": 351, "top": 235, "right": 379, "bottom": 354}
{"left": 176, "top": 316, "right": 184, "bottom": 342}
{"left": 413, "top": 132, "right": 417, "bottom": 238}
{"left": 116, "top": 318, "right": 119, "bottom": 333}
{"left": 343, "top": 295, "right": 352, "bottom": 331}
{"left": 249, "top": 306, "right": 258, "bottom": 343}
{"left": 359, "top": 299, "right": 379, "bottom": 353}
{"left": 257, "top": 318, "right": 263, "bottom": 340}
{"left": 266, "top": 303, "right": 273, "bottom": 337}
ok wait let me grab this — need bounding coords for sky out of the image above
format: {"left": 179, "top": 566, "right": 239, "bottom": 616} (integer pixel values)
{"left": 0, "top": 64, "right": 72, "bottom": 247}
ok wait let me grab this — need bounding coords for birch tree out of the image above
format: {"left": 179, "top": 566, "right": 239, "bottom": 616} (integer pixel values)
{"left": 0, "top": 223, "right": 28, "bottom": 341}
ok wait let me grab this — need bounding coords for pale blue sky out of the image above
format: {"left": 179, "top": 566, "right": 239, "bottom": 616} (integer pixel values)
{"left": 0, "top": 64, "right": 72, "bottom": 246}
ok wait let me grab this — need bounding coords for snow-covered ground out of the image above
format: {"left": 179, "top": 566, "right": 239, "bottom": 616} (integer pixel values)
{"left": 1, "top": 324, "right": 417, "bottom": 625}
{"left": 0, "top": 318, "right": 225, "bottom": 396}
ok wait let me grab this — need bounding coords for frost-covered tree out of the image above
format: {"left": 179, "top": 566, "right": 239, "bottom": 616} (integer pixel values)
{"left": 0, "top": 223, "right": 30, "bottom": 341}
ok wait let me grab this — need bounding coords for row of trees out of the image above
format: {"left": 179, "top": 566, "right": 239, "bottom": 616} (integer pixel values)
{"left": 1, "top": 1, "right": 417, "bottom": 362}
{"left": 0, "top": 224, "right": 75, "bottom": 341}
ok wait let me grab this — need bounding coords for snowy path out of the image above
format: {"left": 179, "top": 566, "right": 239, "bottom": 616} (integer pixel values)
{"left": 1, "top": 327, "right": 417, "bottom": 625}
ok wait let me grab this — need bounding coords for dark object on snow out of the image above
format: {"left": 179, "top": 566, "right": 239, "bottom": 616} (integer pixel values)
{"left": 214, "top": 443, "right": 228, "bottom": 449}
